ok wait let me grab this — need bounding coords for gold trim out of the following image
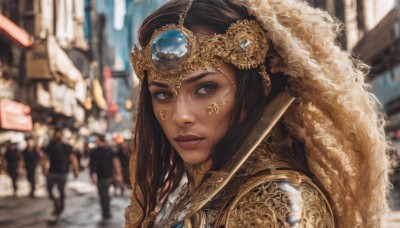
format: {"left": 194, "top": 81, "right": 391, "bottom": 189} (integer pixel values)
{"left": 219, "top": 170, "right": 335, "bottom": 227}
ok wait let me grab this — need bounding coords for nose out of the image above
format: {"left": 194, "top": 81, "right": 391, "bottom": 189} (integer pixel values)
{"left": 173, "top": 95, "right": 195, "bottom": 127}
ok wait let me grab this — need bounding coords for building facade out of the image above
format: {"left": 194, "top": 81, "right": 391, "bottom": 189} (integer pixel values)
{"left": 0, "top": 0, "right": 167, "bottom": 154}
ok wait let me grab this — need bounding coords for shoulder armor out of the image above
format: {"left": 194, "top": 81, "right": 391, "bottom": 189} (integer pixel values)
{"left": 216, "top": 170, "right": 335, "bottom": 227}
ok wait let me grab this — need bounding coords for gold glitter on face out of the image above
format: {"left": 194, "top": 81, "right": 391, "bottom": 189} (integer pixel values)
{"left": 207, "top": 102, "right": 219, "bottom": 115}
{"left": 160, "top": 107, "right": 168, "bottom": 120}
{"left": 148, "top": 63, "right": 237, "bottom": 165}
{"left": 206, "top": 90, "right": 232, "bottom": 115}
{"left": 206, "top": 68, "right": 235, "bottom": 115}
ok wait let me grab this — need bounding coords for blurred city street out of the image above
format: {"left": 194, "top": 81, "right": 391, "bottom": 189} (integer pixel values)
{"left": 2, "top": 171, "right": 400, "bottom": 227}
{"left": 0, "top": 169, "right": 130, "bottom": 228}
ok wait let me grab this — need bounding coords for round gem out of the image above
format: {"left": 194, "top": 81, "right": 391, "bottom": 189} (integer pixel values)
{"left": 151, "top": 29, "right": 189, "bottom": 71}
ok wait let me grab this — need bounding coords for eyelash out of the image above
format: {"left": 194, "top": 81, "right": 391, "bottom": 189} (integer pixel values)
{"left": 153, "top": 91, "right": 173, "bottom": 101}
{"left": 152, "top": 82, "right": 219, "bottom": 101}
{"left": 195, "top": 83, "right": 218, "bottom": 95}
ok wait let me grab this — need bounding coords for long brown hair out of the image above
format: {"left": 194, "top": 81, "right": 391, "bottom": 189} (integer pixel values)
{"left": 132, "top": 0, "right": 303, "bottom": 219}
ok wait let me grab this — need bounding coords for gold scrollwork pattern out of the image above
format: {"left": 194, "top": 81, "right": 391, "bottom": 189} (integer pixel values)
{"left": 131, "top": 20, "right": 269, "bottom": 83}
{"left": 156, "top": 171, "right": 229, "bottom": 227}
{"left": 224, "top": 177, "right": 334, "bottom": 228}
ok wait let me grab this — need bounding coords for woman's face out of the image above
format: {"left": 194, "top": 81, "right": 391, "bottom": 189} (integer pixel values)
{"left": 148, "top": 63, "right": 237, "bottom": 164}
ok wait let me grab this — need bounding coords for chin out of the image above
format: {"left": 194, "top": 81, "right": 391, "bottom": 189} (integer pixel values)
{"left": 179, "top": 151, "right": 209, "bottom": 165}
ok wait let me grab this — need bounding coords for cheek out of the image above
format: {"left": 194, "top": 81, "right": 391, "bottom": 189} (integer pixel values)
{"left": 152, "top": 102, "right": 171, "bottom": 134}
{"left": 152, "top": 100, "right": 168, "bottom": 121}
{"left": 206, "top": 95, "right": 235, "bottom": 142}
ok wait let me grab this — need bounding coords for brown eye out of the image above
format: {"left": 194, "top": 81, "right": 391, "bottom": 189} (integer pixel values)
{"left": 195, "top": 83, "right": 218, "bottom": 95}
{"left": 155, "top": 92, "right": 173, "bottom": 100}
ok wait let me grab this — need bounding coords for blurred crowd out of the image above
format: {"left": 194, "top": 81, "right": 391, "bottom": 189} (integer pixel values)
{"left": 0, "top": 128, "right": 131, "bottom": 224}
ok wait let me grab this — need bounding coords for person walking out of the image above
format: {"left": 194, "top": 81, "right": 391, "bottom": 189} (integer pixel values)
{"left": 114, "top": 138, "right": 131, "bottom": 196}
{"left": 42, "top": 128, "right": 79, "bottom": 224}
{"left": 90, "top": 135, "right": 122, "bottom": 220}
{"left": 4, "top": 141, "right": 20, "bottom": 197}
{"left": 23, "top": 137, "right": 40, "bottom": 198}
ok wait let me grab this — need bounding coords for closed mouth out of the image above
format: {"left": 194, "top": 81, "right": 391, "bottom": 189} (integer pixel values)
{"left": 175, "top": 134, "right": 205, "bottom": 149}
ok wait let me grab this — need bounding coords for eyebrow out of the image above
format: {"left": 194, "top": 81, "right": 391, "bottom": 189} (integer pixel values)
{"left": 148, "top": 71, "right": 218, "bottom": 88}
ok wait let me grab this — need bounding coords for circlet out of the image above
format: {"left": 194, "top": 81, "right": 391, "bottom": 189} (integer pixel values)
{"left": 130, "top": 20, "right": 270, "bottom": 84}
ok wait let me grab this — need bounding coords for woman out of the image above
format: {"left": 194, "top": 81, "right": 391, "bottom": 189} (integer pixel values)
{"left": 125, "top": 0, "right": 389, "bottom": 227}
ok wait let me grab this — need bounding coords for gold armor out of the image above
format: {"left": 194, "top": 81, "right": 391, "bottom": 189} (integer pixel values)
{"left": 155, "top": 168, "right": 334, "bottom": 228}
{"left": 154, "top": 145, "right": 334, "bottom": 227}
{"left": 135, "top": 92, "right": 335, "bottom": 228}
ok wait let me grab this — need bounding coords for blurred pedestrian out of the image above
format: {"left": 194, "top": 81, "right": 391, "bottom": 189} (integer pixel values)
{"left": 4, "top": 141, "right": 20, "bottom": 197}
{"left": 115, "top": 138, "right": 131, "bottom": 195}
{"left": 41, "top": 128, "right": 79, "bottom": 224}
{"left": 23, "top": 137, "right": 40, "bottom": 198}
{"left": 90, "top": 135, "right": 122, "bottom": 220}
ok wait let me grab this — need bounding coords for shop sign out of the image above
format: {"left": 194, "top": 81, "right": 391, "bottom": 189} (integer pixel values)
{"left": 0, "top": 13, "right": 32, "bottom": 47}
{"left": 25, "top": 40, "right": 52, "bottom": 79}
{"left": 0, "top": 100, "right": 33, "bottom": 131}
{"left": 104, "top": 67, "right": 113, "bottom": 105}
{"left": 26, "top": 36, "right": 84, "bottom": 85}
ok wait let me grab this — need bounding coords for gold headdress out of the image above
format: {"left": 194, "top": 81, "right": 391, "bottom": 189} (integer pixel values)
{"left": 130, "top": 5, "right": 269, "bottom": 86}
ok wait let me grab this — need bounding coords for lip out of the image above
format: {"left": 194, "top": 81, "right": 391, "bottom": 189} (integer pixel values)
{"left": 175, "top": 134, "right": 205, "bottom": 150}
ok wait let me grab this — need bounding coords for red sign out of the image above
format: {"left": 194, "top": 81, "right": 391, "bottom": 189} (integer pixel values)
{"left": 103, "top": 67, "right": 119, "bottom": 116}
{"left": 0, "top": 100, "right": 33, "bottom": 131}
{"left": 103, "top": 67, "right": 113, "bottom": 105}
{"left": 0, "top": 13, "right": 32, "bottom": 47}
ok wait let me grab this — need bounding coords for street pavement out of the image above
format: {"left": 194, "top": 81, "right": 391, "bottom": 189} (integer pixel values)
{"left": 2, "top": 170, "right": 400, "bottom": 227}
{"left": 0, "top": 169, "right": 130, "bottom": 228}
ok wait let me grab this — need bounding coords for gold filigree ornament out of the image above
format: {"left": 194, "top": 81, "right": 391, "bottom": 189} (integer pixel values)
{"left": 130, "top": 20, "right": 270, "bottom": 88}
{"left": 207, "top": 102, "right": 219, "bottom": 115}
{"left": 159, "top": 107, "right": 168, "bottom": 120}
{"left": 206, "top": 90, "right": 232, "bottom": 115}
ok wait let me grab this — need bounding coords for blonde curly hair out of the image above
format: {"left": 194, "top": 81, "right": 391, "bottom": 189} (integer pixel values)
{"left": 234, "top": 0, "right": 389, "bottom": 227}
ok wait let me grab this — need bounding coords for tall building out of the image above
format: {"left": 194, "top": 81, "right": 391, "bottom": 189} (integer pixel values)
{"left": 92, "top": 0, "right": 165, "bottom": 135}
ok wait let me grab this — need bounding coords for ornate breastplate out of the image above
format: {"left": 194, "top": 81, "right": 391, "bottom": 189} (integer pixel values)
{"left": 153, "top": 143, "right": 335, "bottom": 228}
